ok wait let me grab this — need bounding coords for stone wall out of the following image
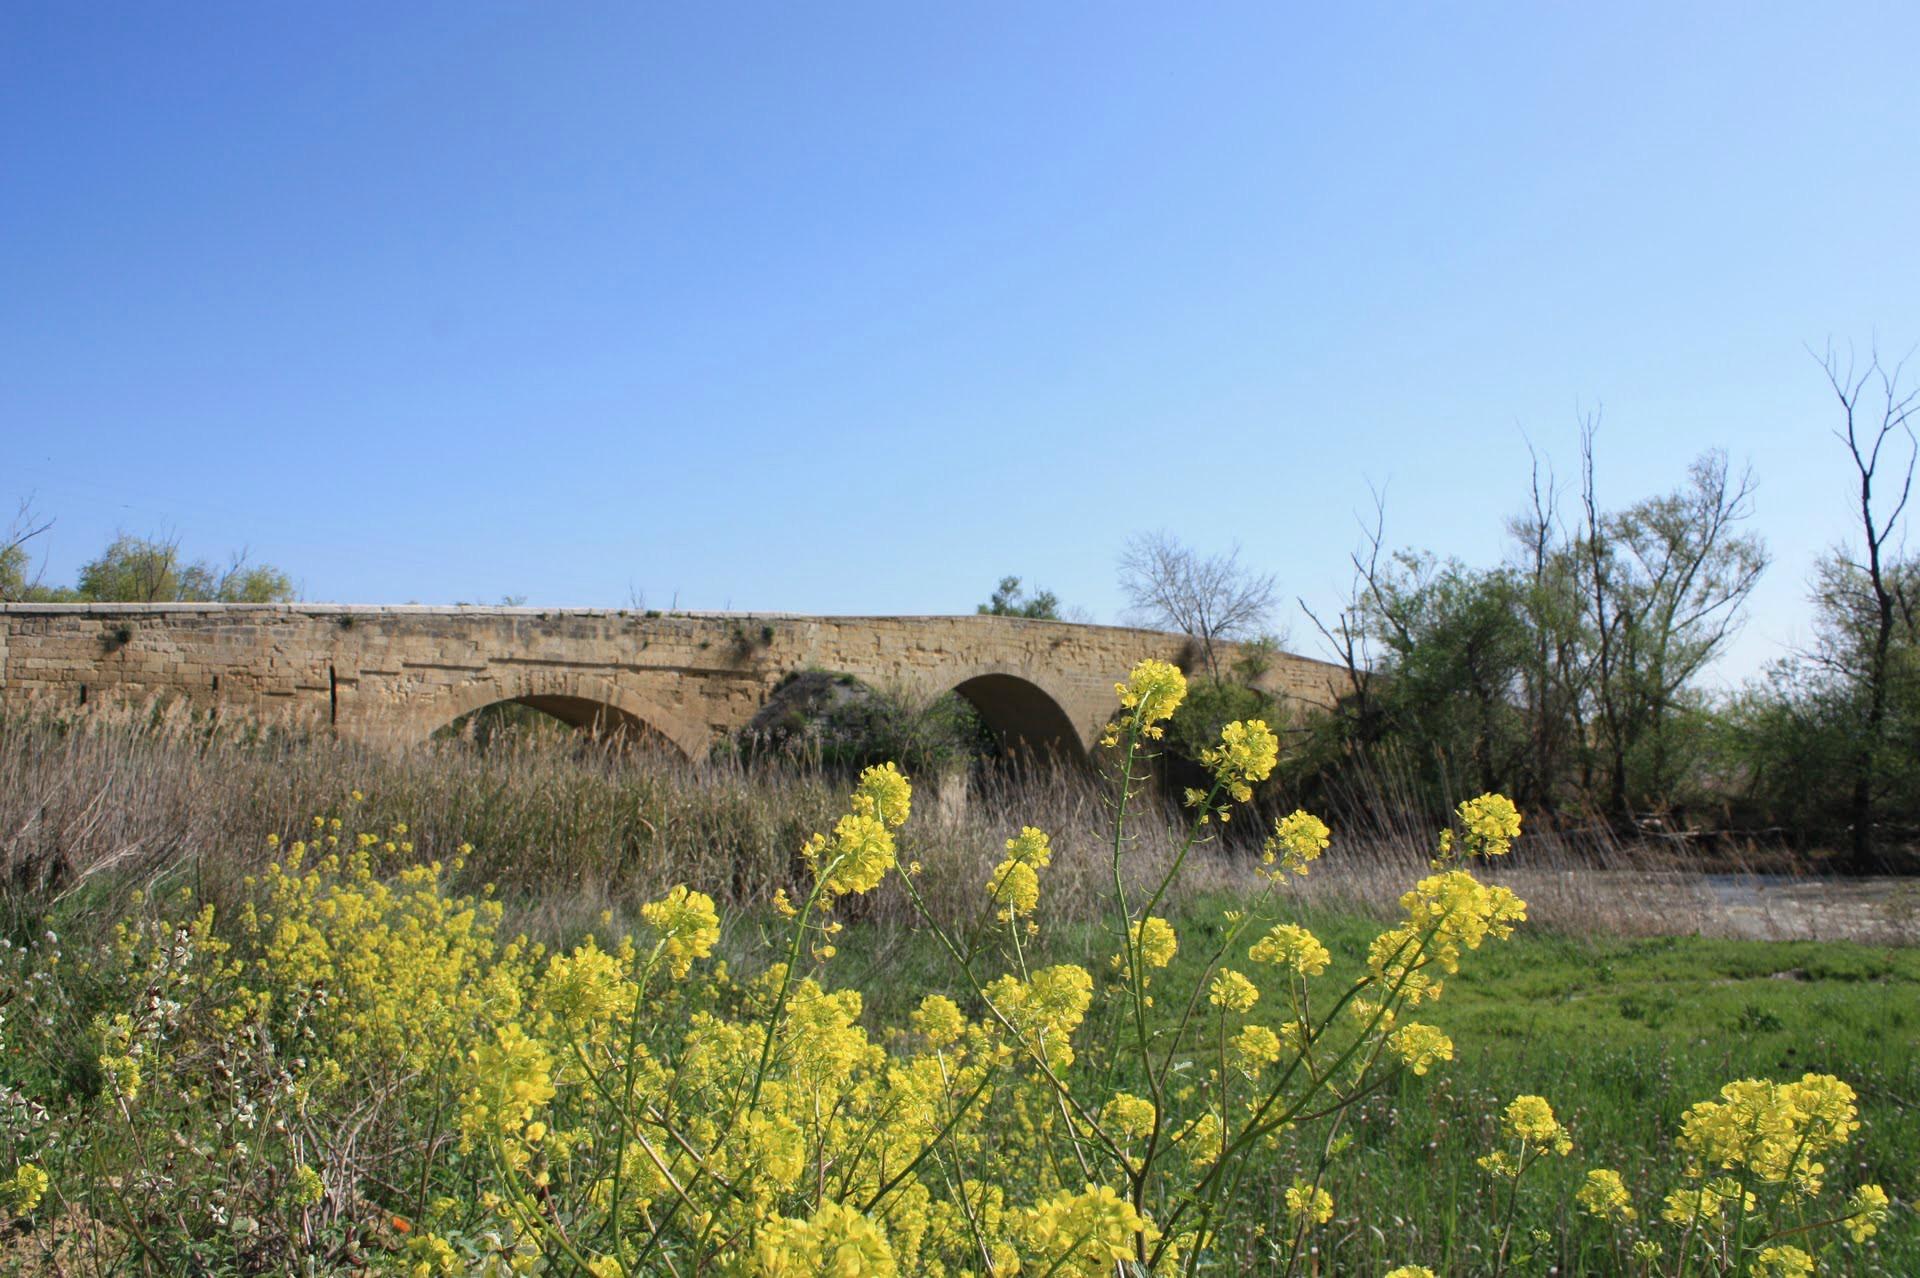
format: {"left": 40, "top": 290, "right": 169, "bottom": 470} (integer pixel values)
{"left": 0, "top": 605, "right": 1355, "bottom": 757}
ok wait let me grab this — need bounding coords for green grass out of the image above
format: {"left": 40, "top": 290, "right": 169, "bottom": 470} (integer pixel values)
{"left": 827, "top": 894, "right": 1919, "bottom": 1274}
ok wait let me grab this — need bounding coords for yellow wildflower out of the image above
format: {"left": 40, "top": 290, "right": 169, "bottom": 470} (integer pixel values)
{"left": 1284, "top": 1179, "right": 1333, "bottom": 1226}
{"left": 1263, "top": 809, "right": 1331, "bottom": 875}
{"left": 1249, "top": 923, "right": 1330, "bottom": 976}
{"left": 1677, "top": 1074, "right": 1858, "bottom": 1193}
{"left": 1003, "top": 825, "right": 1053, "bottom": 867}
{"left": 910, "top": 994, "right": 965, "bottom": 1048}
{"left": 1501, "top": 1094, "right": 1571, "bottom": 1156}
{"left": 287, "top": 1163, "right": 326, "bottom": 1208}
{"left": 0, "top": 1164, "right": 48, "bottom": 1216}
{"left": 1208, "top": 968, "right": 1259, "bottom": 1013}
{"left": 804, "top": 811, "right": 896, "bottom": 898}
{"left": 1752, "top": 1246, "right": 1814, "bottom": 1278}
{"left": 986, "top": 858, "right": 1040, "bottom": 919}
{"left": 403, "top": 1232, "right": 460, "bottom": 1277}
{"left": 750, "top": 1200, "right": 897, "bottom": 1277}
{"left": 1131, "top": 916, "right": 1177, "bottom": 969}
{"left": 983, "top": 964, "right": 1094, "bottom": 1071}
{"left": 458, "top": 1023, "right": 555, "bottom": 1156}
{"left": 851, "top": 762, "right": 913, "bottom": 830}
{"left": 1846, "top": 1183, "right": 1890, "bottom": 1242}
{"left": 1661, "top": 1179, "right": 1753, "bottom": 1228}
{"left": 1386, "top": 1022, "right": 1454, "bottom": 1076}
{"left": 1229, "top": 1023, "right": 1284, "bottom": 1073}
{"left": 1455, "top": 793, "right": 1522, "bottom": 857}
{"left": 1575, "top": 1168, "right": 1635, "bottom": 1222}
{"left": 1112, "top": 659, "right": 1187, "bottom": 741}
{"left": 1200, "top": 719, "right": 1279, "bottom": 802}
{"left": 639, "top": 885, "right": 720, "bottom": 979}
{"left": 1012, "top": 1183, "right": 1159, "bottom": 1277}
{"left": 1101, "top": 1092, "right": 1157, "bottom": 1141}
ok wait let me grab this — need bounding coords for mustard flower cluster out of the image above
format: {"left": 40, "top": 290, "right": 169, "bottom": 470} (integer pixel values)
{"left": 638, "top": 883, "right": 720, "bottom": 978}
{"left": 1114, "top": 915, "right": 1180, "bottom": 987}
{"left": 985, "top": 825, "right": 1052, "bottom": 920}
{"left": 1248, "top": 922, "right": 1331, "bottom": 976}
{"left": 1575, "top": 1168, "right": 1636, "bottom": 1222}
{"left": 1190, "top": 717, "right": 1279, "bottom": 818}
{"left": 984, "top": 963, "right": 1095, "bottom": 1071}
{"left": 1386, "top": 1022, "right": 1454, "bottom": 1076}
{"left": 1263, "top": 808, "right": 1331, "bottom": 876}
{"left": 1503, "top": 1094, "right": 1572, "bottom": 1155}
{"left": 1012, "top": 1184, "right": 1159, "bottom": 1277}
{"left": 1207, "top": 968, "right": 1260, "bottom": 1013}
{"left": 1752, "top": 1245, "right": 1815, "bottom": 1278}
{"left": 1455, "top": 792, "right": 1523, "bottom": 858}
{"left": 802, "top": 763, "right": 913, "bottom": 898}
{"left": 1846, "top": 1182, "right": 1892, "bottom": 1242}
{"left": 1674, "top": 1073, "right": 1858, "bottom": 1195}
{"left": 1478, "top": 1094, "right": 1572, "bottom": 1183}
{"left": 750, "top": 1199, "right": 898, "bottom": 1277}
{"left": 1101, "top": 1091, "right": 1157, "bottom": 1141}
{"left": 0, "top": 1163, "right": 48, "bottom": 1217}
{"left": 1370, "top": 867, "right": 1527, "bottom": 1005}
{"left": 1107, "top": 658, "right": 1187, "bottom": 743}
{"left": 1284, "top": 1179, "right": 1334, "bottom": 1227}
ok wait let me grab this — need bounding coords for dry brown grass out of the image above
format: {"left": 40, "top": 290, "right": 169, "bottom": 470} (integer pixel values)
{"left": 2, "top": 705, "right": 1908, "bottom": 948}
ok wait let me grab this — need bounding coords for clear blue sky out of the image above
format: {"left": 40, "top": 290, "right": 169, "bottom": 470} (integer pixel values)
{"left": 4, "top": 3, "right": 1916, "bottom": 683}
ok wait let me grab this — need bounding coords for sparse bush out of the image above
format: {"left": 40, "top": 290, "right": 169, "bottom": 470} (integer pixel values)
{"left": 735, "top": 673, "right": 995, "bottom": 779}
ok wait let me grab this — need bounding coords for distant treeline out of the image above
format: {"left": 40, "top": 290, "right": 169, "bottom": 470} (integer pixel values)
{"left": 991, "top": 353, "right": 1920, "bottom": 871}
{"left": 1174, "top": 358, "right": 1917, "bottom": 871}
{"left": 2, "top": 525, "right": 294, "bottom": 604}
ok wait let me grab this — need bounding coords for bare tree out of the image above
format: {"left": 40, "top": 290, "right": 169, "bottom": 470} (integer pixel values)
{"left": 1119, "top": 530, "right": 1277, "bottom": 677}
{"left": 1816, "top": 342, "right": 1918, "bottom": 868}
{"left": 1299, "top": 488, "right": 1390, "bottom": 747}
{"left": 1502, "top": 439, "right": 1590, "bottom": 813}
{"left": 0, "top": 497, "right": 55, "bottom": 601}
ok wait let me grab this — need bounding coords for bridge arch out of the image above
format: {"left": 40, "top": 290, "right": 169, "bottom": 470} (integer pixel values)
{"left": 943, "top": 668, "right": 1087, "bottom": 765}
{"left": 397, "top": 673, "right": 706, "bottom": 759}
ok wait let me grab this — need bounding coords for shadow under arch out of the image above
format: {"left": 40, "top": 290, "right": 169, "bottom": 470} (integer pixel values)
{"left": 438, "top": 694, "right": 681, "bottom": 753}
{"left": 409, "top": 677, "right": 703, "bottom": 759}
{"left": 949, "top": 672, "right": 1086, "bottom": 767}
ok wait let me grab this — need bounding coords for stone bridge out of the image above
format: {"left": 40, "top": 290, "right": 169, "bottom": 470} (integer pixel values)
{"left": 0, "top": 605, "right": 1352, "bottom": 761}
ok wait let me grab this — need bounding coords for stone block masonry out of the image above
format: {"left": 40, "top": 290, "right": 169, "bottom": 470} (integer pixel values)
{"left": 0, "top": 605, "right": 1355, "bottom": 760}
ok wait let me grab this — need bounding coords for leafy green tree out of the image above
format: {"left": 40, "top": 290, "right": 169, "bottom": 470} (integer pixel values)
{"left": 73, "top": 533, "right": 295, "bottom": 603}
{"left": 1733, "top": 551, "right": 1920, "bottom": 855}
{"left": 0, "top": 499, "right": 56, "bottom": 602}
{"left": 1164, "top": 676, "right": 1286, "bottom": 769}
{"left": 977, "top": 576, "right": 1062, "bottom": 620}
{"left": 0, "top": 543, "right": 27, "bottom": 601}
{"left": 1505, "top": 451, "right": 1593, "bottom": 814}
{"left": 1365, "top": 555, "right": 1532, "bottom": 799}
{"left": 1578, "top": 437, "right": 1767, "bottom": 818}
{"left": 1296, "top": 438, "right": 1765, "bottom": 830}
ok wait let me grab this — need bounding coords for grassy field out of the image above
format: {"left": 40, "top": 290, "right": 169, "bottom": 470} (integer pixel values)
{"left": 830, "top": 897, "right": 1920, "bottom": 1274}
{"left": 2, "top": 711, "right": 1914, "bottom": 1273}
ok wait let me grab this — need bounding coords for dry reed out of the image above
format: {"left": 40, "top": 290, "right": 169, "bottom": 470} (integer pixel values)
{"left": 1, "top": 705, "right": 1909, "bottom": 947}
